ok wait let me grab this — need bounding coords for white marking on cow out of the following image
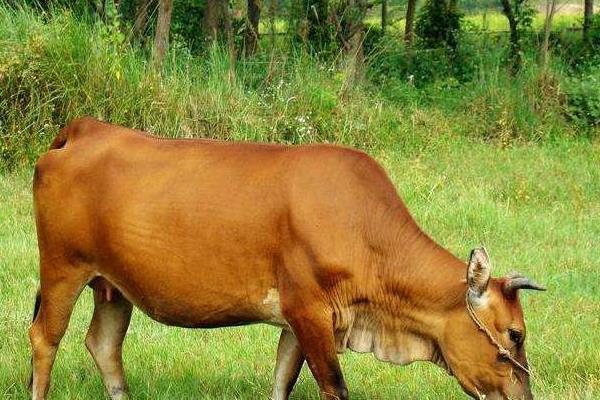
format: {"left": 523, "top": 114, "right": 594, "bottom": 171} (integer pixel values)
{"left": 468, "top": 289, "right": 490, "bottom": 308}
{"left": 262, "top": 288, "right": 288, "bottom": 326}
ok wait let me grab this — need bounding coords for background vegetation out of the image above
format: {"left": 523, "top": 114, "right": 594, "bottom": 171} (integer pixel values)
{"left": 0, "top": 0, "right": 599, "bottom": 398}
{"left": 1, "top": 0, "right": 599, "bottom": 171}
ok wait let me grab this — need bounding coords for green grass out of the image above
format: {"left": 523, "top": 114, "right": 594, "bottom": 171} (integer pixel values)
{"left": 463, "top": 12, "right": 582, "bottom": 32}
{"left": 1, "top": 138, "right": 599, "bottom": 399}
{"left": 365, "top": 5, "right": 583, "bottom": 32}
{"left": 1, "top": 3, "right": 599, "bottom": 397}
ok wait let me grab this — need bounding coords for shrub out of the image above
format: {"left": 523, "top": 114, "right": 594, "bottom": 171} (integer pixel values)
{"left": 415, "top": 0, "right": 463, "bottom": 50}
{"left": 562, "top": 71, "right": 600, "bottom": 129}
{"left": 588, "top": 13, "right": 600, "bottom": 48}
{"left": 366, "top": 31, "right": 480, "bottom": 89}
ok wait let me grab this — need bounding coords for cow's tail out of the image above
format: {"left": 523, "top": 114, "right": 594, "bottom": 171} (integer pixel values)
{"left": 31, "top": 288, "right": 41, "bottom": 323}
{"left": 28, "top": 288, "right": 41, "bottom": 391}
{"left": 49, "top": 127, "right": 69, "bottom": 150}
{"left": 48, "top": 117, "right": 96, "bottom": 151}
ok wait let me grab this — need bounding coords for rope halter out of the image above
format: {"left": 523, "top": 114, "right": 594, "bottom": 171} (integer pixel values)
{"left": 465, "top": 290, "right": 531, "bottom": 376}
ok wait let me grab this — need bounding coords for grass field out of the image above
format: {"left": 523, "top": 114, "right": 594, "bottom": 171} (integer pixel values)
{"left": 1, "top": 138, "right": 599, "bottom": 399}
{"left": 363, "top": 2, "right": 587, "bottom": 32}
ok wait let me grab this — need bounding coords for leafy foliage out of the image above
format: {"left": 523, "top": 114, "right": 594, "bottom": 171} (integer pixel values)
{"left": 500, "top": 0, "right": 535, "bottom": 73}
{"left": 588, "top": 13, "right": 600, "bottom": 48}
{"left": 563, "top": 70, "right": 600, "bottom": 129}
{"left": 290, "top": 0, "right": 333, "bottom": 49}
{"left": 1, "top": 2, "right": 600, "bottom": 171}
{"left": 415, "top": 0, "right": 462, "bottom": 50}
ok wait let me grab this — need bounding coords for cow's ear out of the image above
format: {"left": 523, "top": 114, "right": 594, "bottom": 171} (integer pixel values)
{"left": 467, "top": 247, "right": 491, "bottom": 298}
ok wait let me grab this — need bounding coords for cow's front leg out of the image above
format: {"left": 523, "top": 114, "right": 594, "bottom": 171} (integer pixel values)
{"left": 272, "top": 329, "right": 305, "bottom": 400}
{"left": 283, "top": 307, "right": 348, "bottom": 400}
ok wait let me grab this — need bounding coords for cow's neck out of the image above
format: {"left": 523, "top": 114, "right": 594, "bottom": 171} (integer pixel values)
{"left": 380, "top": 227, "right": 467, "bottom": 336}
{"left": 342, "top": 221, "right": 467, "bottom": 367}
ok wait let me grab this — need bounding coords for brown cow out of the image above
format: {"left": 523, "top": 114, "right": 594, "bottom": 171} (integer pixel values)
{"left": 29, "top": 117, "right": 545, "bottom": 400}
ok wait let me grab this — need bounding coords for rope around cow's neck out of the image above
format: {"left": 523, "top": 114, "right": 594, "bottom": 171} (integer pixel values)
{"left": 465, "top": 291, "right": 531, "bottom": 376}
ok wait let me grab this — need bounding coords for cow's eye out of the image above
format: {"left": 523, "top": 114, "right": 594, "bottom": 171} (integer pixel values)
{"left": 509, "top": 329, "right": 523, "bottom": 345}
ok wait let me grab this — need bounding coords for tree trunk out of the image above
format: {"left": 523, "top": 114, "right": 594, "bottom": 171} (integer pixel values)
{"left": 245, "top": 0, "right": 261, "bottom": 57}
{"left": 584, "top": 0, "right": 594, "bottom": 43}
{"left": 203, "top": 0, "right": 220, "bottom": 43}
{"left": 221, "top": 1, "right": 235, "bottom": 56}
{"left": 381, "top": 0, "right": 388, "bottom": 34}
{"left": 269, "top": 0, "right": 277, "bottom": 48}
{"left": 294, "top": 0, "right": 330, "bottom": 47}
{"left": 220, "top": 1, "right": 237, "bottom": 82}
{"left": 405, "top": 0, "right": 416, "bottom": 46}
{"left": 541, "top": 0, "right": 557, "bottom": 68}
{"left": 95, "top": 0, "right": 105, "bottom": 20}
{"left": 342, "top": 0, "right": 365, "bottom": 96}
{"left": 133, "top": 0, "right": 151, "bottom": 41}
{"left": 501, "top": 0, "right": 521, "bottom": 74}
{"left": 203, "top": 0, "right": 235, "bottom": 51}
{"left": 154, "top": 0, "right": 173, "bottom": 68}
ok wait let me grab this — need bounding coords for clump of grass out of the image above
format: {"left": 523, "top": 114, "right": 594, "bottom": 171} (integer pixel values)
{"left": 366, "top": 27, "right": 598, "bottom": 144}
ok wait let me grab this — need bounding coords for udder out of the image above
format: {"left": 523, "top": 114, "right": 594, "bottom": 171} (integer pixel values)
{"left": 90, "top": 277, "right": 119, "bottom": 303}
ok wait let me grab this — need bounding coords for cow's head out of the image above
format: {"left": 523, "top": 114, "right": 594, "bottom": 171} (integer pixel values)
{"left": 440, "top": 248, "right": 545, "bottom": 399}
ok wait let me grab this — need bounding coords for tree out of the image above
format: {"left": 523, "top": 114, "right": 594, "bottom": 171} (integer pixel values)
{"left": 154, "top": 0, "right": 173, "bottom": 68}
{"left": 203, "top": 0, "right": 234, "bottom": 51}
{"left": 541, "top": 0, "right": 558, "bottom": 68}
{"left": 500, "top": 0, "right": 534, "bottom": 75}
{"left": 203, "top": 0, "right": 220, "bottom": 43}
{"left": 341, "top": 0, "right": 367, "bottom": 95}
{"left": 269, "top": 0, "right": 277, "bottom": 49}
{"left": 291, "top": 0, "right": 330, "bottom": 48}
{"left": 221, "top": 0, "right": 236, "bottom": 67}
{"left": 245, "top": 0, "right": 261, "bottom": 57}
{"left": 415, "top": 0, "right": 461, "bottom": 50}
{"left": 381, "top": 0, "right": 388, "bottom": 34}
{"left": 584, "top": 0, "right": 594, "bottom": 43}
{"left": 405, "top": 0, "right": 417, "bottom": 46}
{"left": 202, "top": 0, "right": 236, "bottom": 80}
{"left": 501, "top": 0, "right": 520, "bottom": 74}
{"left": 133, "top": 0, "right": 152, "bottom": 42}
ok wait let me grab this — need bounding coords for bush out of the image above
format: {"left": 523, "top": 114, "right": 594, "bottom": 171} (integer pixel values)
{"left": 588, "top": 13, "right": 600, "bottom": 48}
{"left": 366, "top": 31, "right": 480, "bottom": 88}
{"left": 551, "top": 16, "right": 600, "bottom": 73}
{"left": 415, "top": 0, "right": 462, "bottom": 50}
{"left": 562, "top": 70, "right": 600, "bottom": 129}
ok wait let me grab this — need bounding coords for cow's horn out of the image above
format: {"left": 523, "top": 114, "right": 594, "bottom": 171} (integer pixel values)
{"left": 504, "top": 272, "right": 546, "bottom": 292}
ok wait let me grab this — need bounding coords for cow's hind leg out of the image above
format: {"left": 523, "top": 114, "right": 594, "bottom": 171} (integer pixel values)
{"left": 85, "top": 279, "right": 133, "bottom": 400}
{"left": 272, "top": 329, "right": 305, "bottom": 400}
{"left": 29, "top": 265, "right": 92, "bottom": 400}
